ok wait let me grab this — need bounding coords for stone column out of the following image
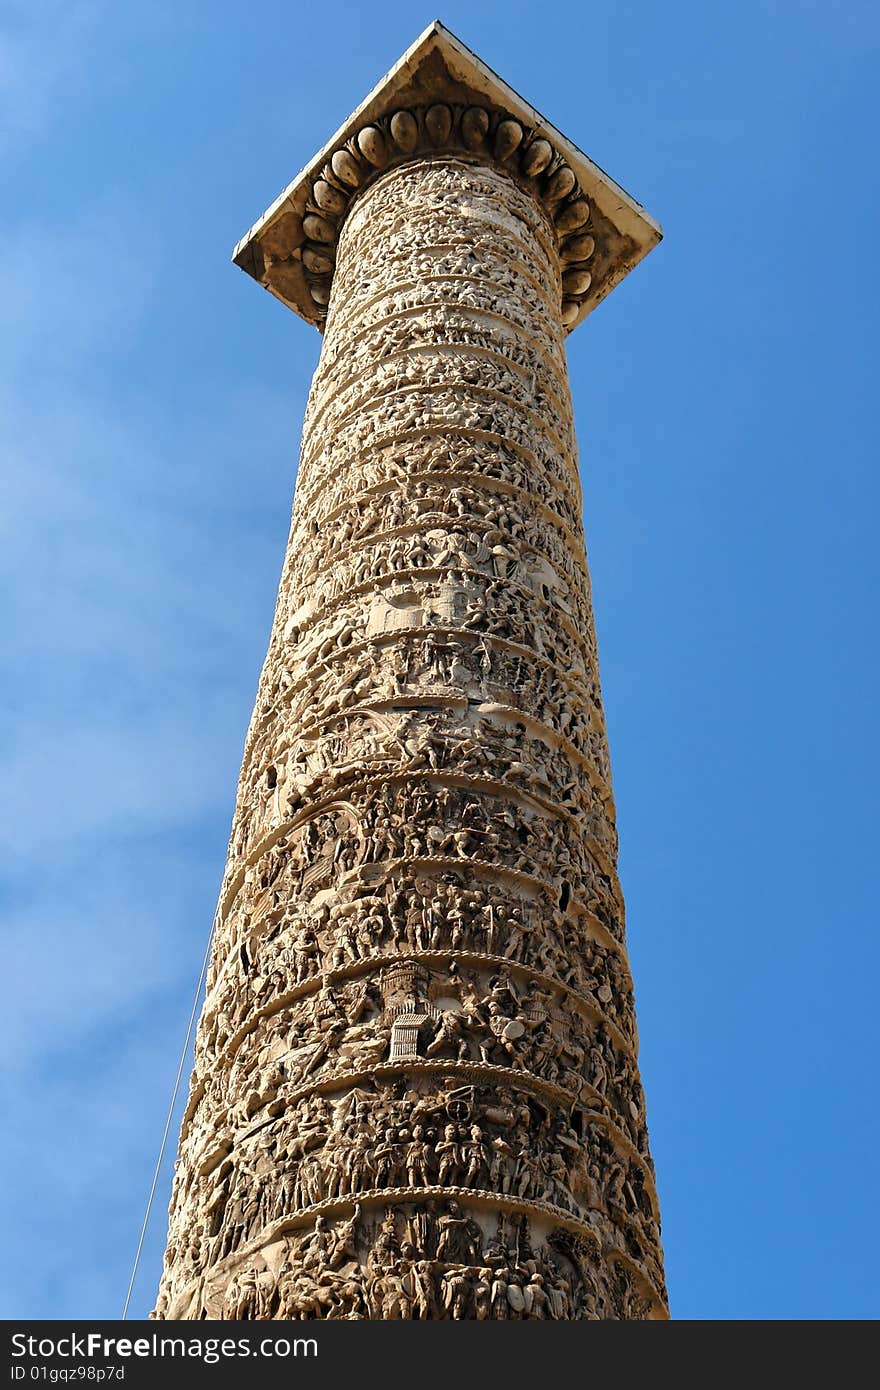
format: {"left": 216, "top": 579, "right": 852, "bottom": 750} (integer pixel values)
{"left": 155, "top": 23, "right": 666, "bottom": 1321}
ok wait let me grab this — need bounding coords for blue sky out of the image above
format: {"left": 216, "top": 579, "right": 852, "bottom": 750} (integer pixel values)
{"left": 2, "top": 0, "right": 877, "bottom": 1321}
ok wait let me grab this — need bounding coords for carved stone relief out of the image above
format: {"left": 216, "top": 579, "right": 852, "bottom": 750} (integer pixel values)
{"left": 156, "top": 145, "right": 666, "bottom": 1320}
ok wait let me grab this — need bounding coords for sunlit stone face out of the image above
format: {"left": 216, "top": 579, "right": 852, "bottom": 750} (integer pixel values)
{"left": 156, "top": 44, "right": 666, "bottom": 1325}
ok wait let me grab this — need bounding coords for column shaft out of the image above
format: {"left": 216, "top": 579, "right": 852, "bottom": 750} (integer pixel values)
{"left": 155, "top": 155, "right": 667, "bottom": 1322}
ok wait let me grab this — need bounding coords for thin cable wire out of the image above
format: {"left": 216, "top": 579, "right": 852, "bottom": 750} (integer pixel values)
{"left": 121, "top": 922, "right": 215, "bottom": 1319}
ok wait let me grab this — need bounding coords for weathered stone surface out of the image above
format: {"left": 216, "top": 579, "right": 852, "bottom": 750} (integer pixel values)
{"left": 231, "top": 22, "right": 661, "bottom": 334}
{"left": 155, "top": 28, "right": 665, "bottom": 1324}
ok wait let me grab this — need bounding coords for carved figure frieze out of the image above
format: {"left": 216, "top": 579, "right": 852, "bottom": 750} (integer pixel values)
{"left": 157, "top": 101, "right": 666, "bottom": 1320}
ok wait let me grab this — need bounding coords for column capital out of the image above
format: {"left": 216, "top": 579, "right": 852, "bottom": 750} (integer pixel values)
{"left": 232, "top": 20, "right": 662, "bottom": 334}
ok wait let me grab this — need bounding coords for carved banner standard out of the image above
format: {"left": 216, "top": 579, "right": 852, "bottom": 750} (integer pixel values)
{"left": 154, "top": 22, "right": 666, "bottom": 1322}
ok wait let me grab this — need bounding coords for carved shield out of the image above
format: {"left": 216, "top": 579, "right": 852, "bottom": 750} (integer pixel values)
{"left": 507, "top": 1283, "right": 526, "bottom": 1313}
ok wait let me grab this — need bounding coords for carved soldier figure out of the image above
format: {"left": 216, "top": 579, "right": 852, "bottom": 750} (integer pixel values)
{"left": 329, "top": 1205, "right": 361, "bottom": 1269}
{"left": 299, "top": 1215, "right": 332, "bottom": 1271}
{"left": 410, "top": 1259, "right": 438, "bottom": 1319}
{"left": 435, "top": 1124, "right": 462, "bottom": 1187}
{"left": 489, "top": 1133, "right": 516, "bottom": 1194}
{"left": 405, "top": 1126, "right": 433, "bottom": 1188}
{"left": 436, "top": 1201, "right": 482, "bottom": 1265}
{"left": 441, "top": 1267, "right": 472, "bottom": 1320}
{"left": 426, "top": 1009, "right": 468, "bottom": 1060}
{"left": 368, "top": 1208, "right": 399, "bottom": 1274}
{"left": 216, "top": 1184, "right": 255, "bottom": 1260}
{"left": 490, "top": 1267, "right": 509, "bottom": 1319}
{"left": 461, "top": 1126, "right": 488, "bottom": 1188}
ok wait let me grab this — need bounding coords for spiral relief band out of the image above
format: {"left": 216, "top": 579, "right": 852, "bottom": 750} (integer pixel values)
{"left": 156, "top": 22, "right": 665, "bottom": 1322}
